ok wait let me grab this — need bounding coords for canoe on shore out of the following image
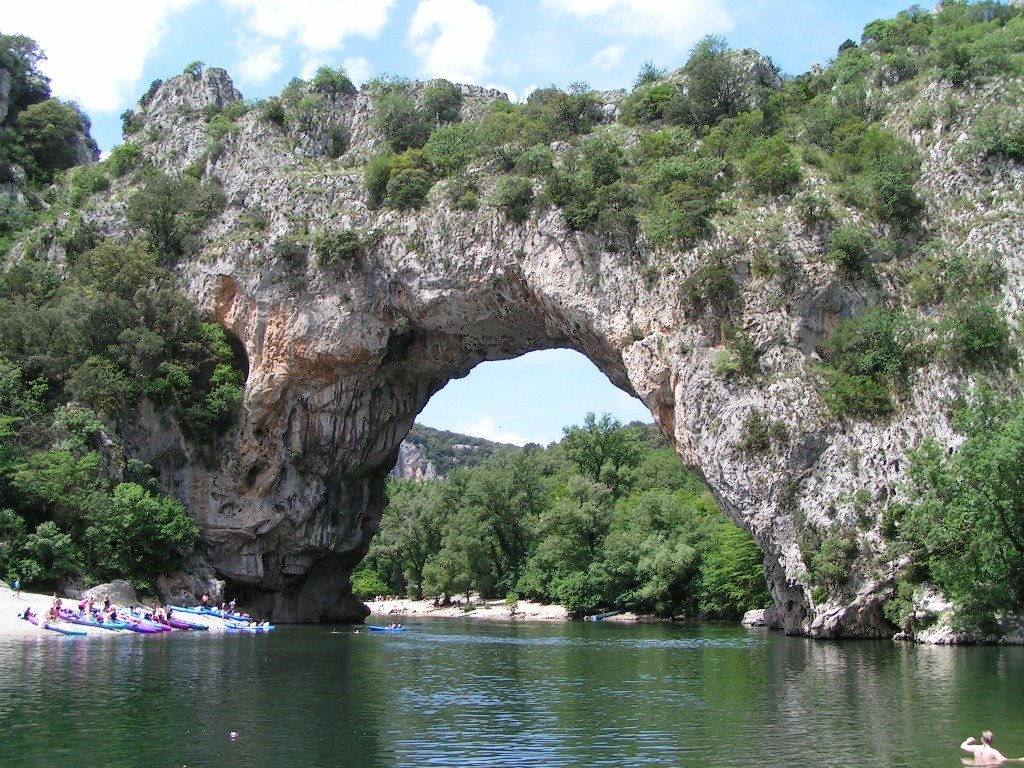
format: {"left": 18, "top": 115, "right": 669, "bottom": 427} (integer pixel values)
{"left": 59, "top": 612, "right": 128, "bottom": 631}
{"left": 167, "top": 616, "right": 208, "bottom": 631}
{"left": 169, "top": 605, "right": 251, "bottom": 622}
{"left": 23, "top": 614, "right": 87, "bottom": 636}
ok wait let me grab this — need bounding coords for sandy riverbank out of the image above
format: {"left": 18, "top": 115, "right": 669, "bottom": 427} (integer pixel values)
{"left": 367, "top": 596, "right": 570, "bottom": 622}
{"left": 0, "top": 583, "right": 232, "bottom": 638}
{"left": 0, "top": 583, "right": 90, "bottom": 637}
{"left": 0, "top": 582, "right": 631, "bottom": 637}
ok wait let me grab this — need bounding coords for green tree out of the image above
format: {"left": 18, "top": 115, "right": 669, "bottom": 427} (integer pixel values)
{"left": 682, "top": 36, "right": 747, "bottom": 128}
{"left": 126, "top": 172, "right": 225, "bottom": 261}
{"left": 14, "top": 99, "right": 92, "bottom": 182}
{"left": 0, "top": 34, "right": 51, "bottom": 114}
{"left": 560, "top": 413, "right": 641, "bottom": 499}
{"left": 374, "top": 478, "right": 447, "bottom": 598}
{"left": 24, "top": 520, "right": 82, "bottom": 583}
{"left": 889, "top": 388, "right": 1024, "bottom": 627}
{"left": 742, "top": 133, "right": 801, "bottom": 195}
{"left": 85, "top": 482, "right": 198, "bottom": 584}
{"left": 311, "top": 65, "right": 355, "bottom": 95}
{"left": 699, "top": 522, "right": 770, "bottom": 619}
{"left": 422, "top": 79, "right": 463, "bottom": 124}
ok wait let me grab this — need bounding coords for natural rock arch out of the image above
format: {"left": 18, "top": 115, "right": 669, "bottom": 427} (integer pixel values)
{"left": 91, "top": 67, "right": 1008, "bottom": 636}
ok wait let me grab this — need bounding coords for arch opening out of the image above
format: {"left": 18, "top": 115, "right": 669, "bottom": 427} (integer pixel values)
{"left": 367, "top": 348, "right": 774, "bottom": 625}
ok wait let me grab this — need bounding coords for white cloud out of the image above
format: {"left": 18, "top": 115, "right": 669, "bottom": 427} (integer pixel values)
{"left": 343, "top": 56, "right": 374, "bottom": 87}
{"left": 4, "top": 0, "right": 198, "bottom": 113}
{"left": 300, "top": 54, "right": 329, "bottom": 81}
{"left": 224, "top": 0, "right": 395, "bottom": 52}
{"left": 456, "top": 417, "right": 527, "bottom": 447}
{"left": 408, "top": 0, "right": 495, "bottom": 84}
{"left": 237, "top": 39, "right": 283, "bottom": 84}
{"left": 485, "top": 83, "right": 537, "bottom": 104}
{"left": 543, "top": 0, "right": 732, "bottom": 46}
{"left": 590, "top": 45, "right": 625, "bottom": 70}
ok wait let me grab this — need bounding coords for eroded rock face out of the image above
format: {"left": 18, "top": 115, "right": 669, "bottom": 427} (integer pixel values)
{"left": 391, "top": 442, "right": 437, "bottom": 481}
{"left": 71, "top": 69, "right": 1022, "bottom": 632}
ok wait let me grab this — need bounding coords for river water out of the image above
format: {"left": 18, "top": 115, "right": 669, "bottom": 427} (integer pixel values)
{"left": 1, "top": 618, "right": 1021, "bottom": 767}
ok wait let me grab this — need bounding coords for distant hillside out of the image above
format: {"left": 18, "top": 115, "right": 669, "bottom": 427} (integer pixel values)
{"left": 404, "top": 424, "right": 518, "bottom": 477}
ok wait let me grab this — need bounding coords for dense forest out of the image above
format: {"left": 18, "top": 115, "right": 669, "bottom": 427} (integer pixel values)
{"left": 1, "top": 2, "right": 1024, "bottom": 629}
{"left": 361, "top": 415, "right": 770, "bottom": 619}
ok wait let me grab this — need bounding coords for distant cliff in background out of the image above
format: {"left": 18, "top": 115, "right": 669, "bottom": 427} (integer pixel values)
{"left": 392, "top": 424, "right": 517, "bottom": 479}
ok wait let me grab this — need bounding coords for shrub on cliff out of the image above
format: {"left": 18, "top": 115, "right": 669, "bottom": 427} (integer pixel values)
{"left": 422, "top": 122, "right": 481, "bottom": 176}
{"left": 825, "top": 224, "right": 874, "bottom": 276}
{"left": 817, "top": 307, "right": 916, "bottom": 419}
{"left": 311, "top": 65, "right": 355, "bottom": 96}
{"left": 314, "top": 229, "right": 363, "bottom": 270}
{"left": 638, "top": 154, "right": 723, "bottom": 246}
{"left": 477, "top": 105, "right": 549, "bottom": 170}
{"left": 521, "top": 83, "right": 601, "bottom": 139}
{"left": 680, "top": 36, "right": 750, "bottom": 129}
{"left": 107, "top": 142, "right": 143, "bottom": 177}
{"left": 742, "top": 133, "right": 801, "bottom": 196}
{"left": 422, "top": 79, "right": 463, "bottom": 124}
{"left": 371, "top": 78, "right": 432, "bottom": 151}
{"left": 940, "top": 299, "right": 1013, "bottom": 370}
{"left": 491, "top": 176, "right": 534, "bottom": 223}
{"left": 127, "top": 172, "right": 226, "bottom": 261}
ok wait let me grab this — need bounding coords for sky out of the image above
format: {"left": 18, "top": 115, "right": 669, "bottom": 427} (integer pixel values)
{"left": 6, "top": 0, "right": 914, "bottom": 445}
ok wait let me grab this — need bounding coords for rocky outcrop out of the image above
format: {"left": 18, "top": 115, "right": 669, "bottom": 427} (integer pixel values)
{"left": 390, "top": 441, "right": 437, "bottom": 481}
{"left": 53, "top": 67, "right": 1024, "bottom": 632}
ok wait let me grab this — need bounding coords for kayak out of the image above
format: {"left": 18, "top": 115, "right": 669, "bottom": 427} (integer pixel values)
{"left": 167, "top": 616, "right": 208, "bottom": 631}
{"left": 23, "top": 615, "right": 87, "bottom": 636}
{"left": 225, "top": 622, "right": 274, "bottom": 633}
{"left": 367, "top": 625, "right": 407, "bottom": 632}
{"left": 169, "top": 605, "right": 251, "bottom": 622}
{"left": 59, "top": 612, "right": 128, "bottom": 631}
{"left": 128, "top": 612, "right": 173, "bottom": 631}
{"left": 121, "top": 618, "right": 163, "bottom": 634}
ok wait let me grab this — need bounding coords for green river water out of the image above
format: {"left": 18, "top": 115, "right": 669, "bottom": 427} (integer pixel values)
{"left": 0, "top": 618, "right": 1021, "bottom": 767}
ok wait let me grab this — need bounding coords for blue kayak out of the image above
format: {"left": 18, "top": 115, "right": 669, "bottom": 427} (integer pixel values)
{"left": 24, "top": 615, "right": 87, "bottom": 636}
{"left": 169, "top": 605, "right": 251, "bottom": 621}
{"left": 367, "top": 625, "right": 407, "bottom": 632}
{"left": 61, "top": 613, "right": 128, "bottom": 631}
{"left": 225, "top": 622, "right": 274, "bottom": 633}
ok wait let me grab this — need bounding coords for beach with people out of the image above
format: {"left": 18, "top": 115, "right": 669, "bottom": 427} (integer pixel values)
{"left": 366, "top": 595, "right": 569, "bottom": 622}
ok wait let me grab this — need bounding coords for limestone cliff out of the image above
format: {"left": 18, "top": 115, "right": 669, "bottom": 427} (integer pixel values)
{"left": 390, "top": 441, "right": 437, "bottom": 481}
{"left": 28, "top": 64, "right": 1024, "bottom": 634}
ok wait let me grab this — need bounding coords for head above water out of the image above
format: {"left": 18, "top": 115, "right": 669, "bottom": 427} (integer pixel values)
{"left": 982, "top": 731, "right": 994, "bottom": 745}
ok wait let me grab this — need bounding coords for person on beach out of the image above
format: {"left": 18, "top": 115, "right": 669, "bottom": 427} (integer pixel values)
{"left": 13, "top": 576, "right": 20, "bottom": 598}
{"left": 961, "top": 731, "right": 1022, "bottom": 765}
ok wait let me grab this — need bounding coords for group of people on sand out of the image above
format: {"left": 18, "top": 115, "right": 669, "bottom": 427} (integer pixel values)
{"left": 961, "top": 731, "right": 1024, "bottom": 765}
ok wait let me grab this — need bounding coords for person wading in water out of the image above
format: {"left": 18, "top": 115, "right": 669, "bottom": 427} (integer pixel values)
{"left": 961, "top": 731, "right": 1024, "bottom": 765}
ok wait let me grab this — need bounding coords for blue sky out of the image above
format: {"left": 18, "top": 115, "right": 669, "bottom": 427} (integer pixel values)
{"left": 7, "top": 0, "right": 913, "bottom": 445}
